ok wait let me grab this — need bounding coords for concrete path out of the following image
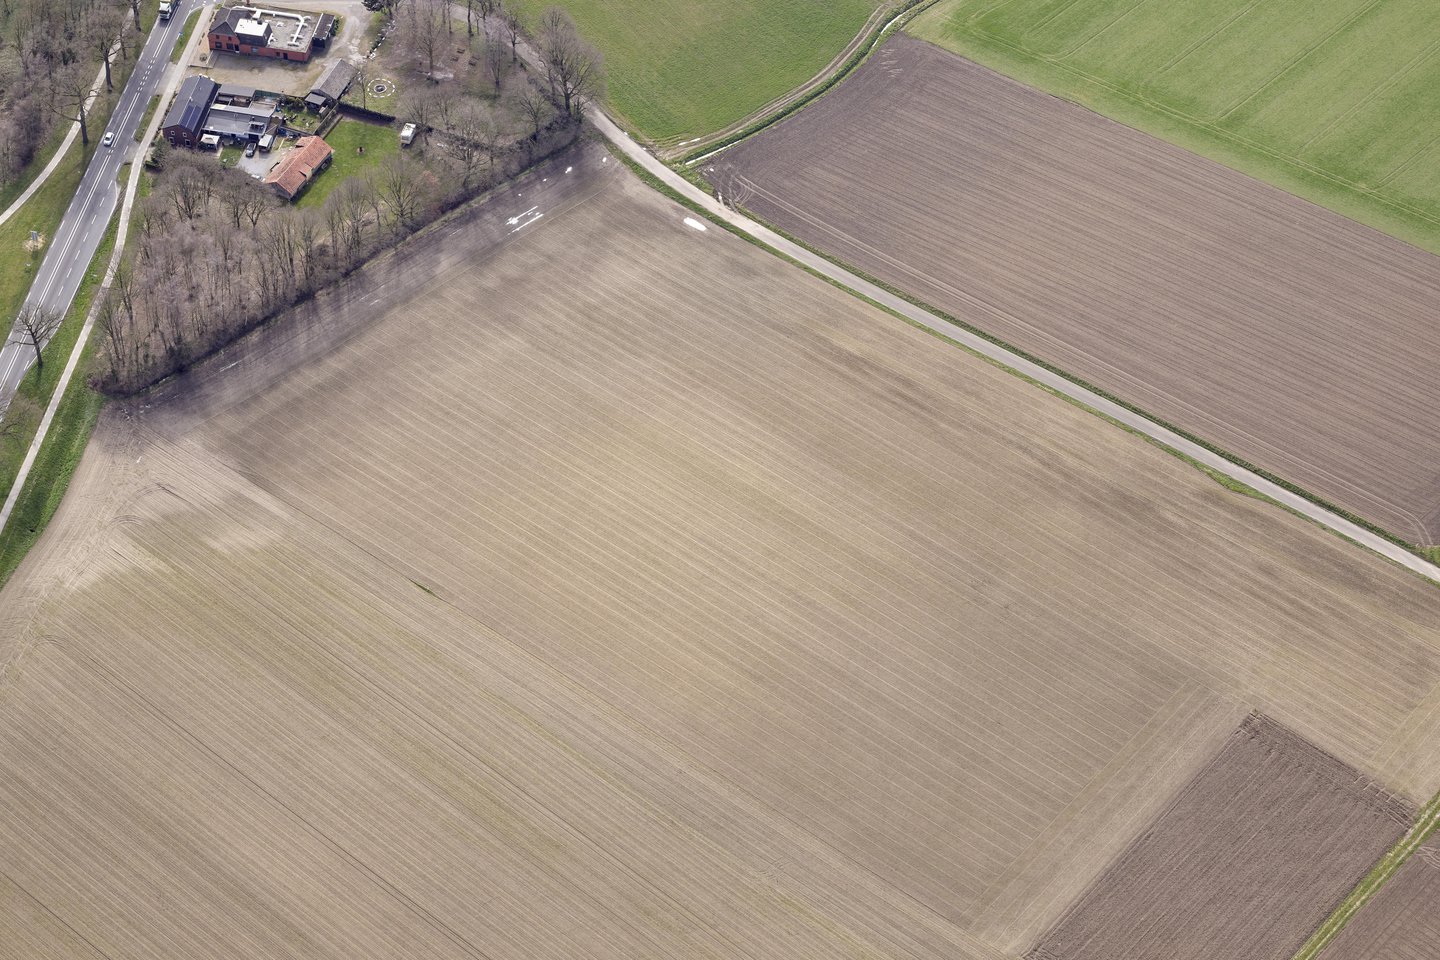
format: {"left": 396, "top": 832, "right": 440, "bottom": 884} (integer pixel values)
{"left": 583, "top": 111, "right": 1440, "bottom": 585}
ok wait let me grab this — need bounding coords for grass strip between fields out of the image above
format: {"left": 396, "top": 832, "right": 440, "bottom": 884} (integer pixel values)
{"left": 171, "top": 8, "right": 202, "bottom": 63}
{"left": 678, "top": 0, "right": 942, "bottom": 166}
{"left": 1292, "top": 789, "right": 1440, "bottom": 960}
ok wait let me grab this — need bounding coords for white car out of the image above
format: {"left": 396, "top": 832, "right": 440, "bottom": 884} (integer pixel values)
{"left": 102, "top": 131, "right": 115, "bottom": 148}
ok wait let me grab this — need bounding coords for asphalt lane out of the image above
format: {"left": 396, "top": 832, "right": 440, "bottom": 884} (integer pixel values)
{"left": 0, "top": 2, "right": 192, "bottom": 414}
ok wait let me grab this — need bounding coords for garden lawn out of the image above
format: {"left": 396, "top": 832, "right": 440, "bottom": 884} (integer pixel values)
{"left": 504, "top": 0, "right": 882, "bottom": 145}
{"left": 296, "top": 119, "right": 399, "bottom": 209}
{"left": 911, "top": 0, "right": 1440, "bottom": 255}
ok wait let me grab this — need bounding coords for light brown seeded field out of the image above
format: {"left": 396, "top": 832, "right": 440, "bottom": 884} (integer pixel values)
{"left": 1028, "top": 715, "right": 1412, "bottom": 960}
{"left": 1323, "top": 836, "right": 1440, "bottom": 960}
{"left": 713, "top": 33, "right": 1440, "bottom": 547}
{"left": 4, "top": 144, "right": 1440, "bottom": 958}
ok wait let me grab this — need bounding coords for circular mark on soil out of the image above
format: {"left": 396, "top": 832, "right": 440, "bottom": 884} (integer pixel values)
{"left": 370, "top": 79, "right": 395, "bottom": 98}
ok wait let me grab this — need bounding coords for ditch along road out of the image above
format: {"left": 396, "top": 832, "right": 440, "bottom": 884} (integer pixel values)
{"left": 577, "top": 111, "right": 1440, "bottom": 585}
{"left": 0, "top": 0, "right": 195, "bottom": 415}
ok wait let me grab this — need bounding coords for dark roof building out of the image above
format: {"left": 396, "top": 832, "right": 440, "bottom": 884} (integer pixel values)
{"left": 215, "top": 83, "right": 260, "bottom": 105}
{"left": 161, "top": 75, "right": 220, "bottom": 148}
{"left": 202, "top": 102, "right": 280, "bottom": 142}
{"left": 305, "top": 59, "right": 356, "bottom": 110}
{"left": 313, "top": 13, "right": 335, "bottom": 47}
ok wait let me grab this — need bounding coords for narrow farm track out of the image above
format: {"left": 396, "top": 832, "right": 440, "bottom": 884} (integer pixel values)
{"left": 712, "top": 34, "right": 1440, "bottom": 547}
{"left": 4, "top": 148, "right": 1440, "bottom": 958}
{"left": 1321, "top": 834, "right": 1440, "bottom": 959}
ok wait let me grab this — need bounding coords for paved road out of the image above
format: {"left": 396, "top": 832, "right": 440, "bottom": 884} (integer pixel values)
{"left": 0, "top": 3, "right": 192, "bottom": 414}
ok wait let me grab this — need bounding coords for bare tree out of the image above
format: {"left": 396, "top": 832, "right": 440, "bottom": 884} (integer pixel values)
{"left": 48, "top": 62, "right": 95, "bottom": 147}
{"left": 483, "top": 32, "right": 506, "bottom": 92}
{"left": 167, "top": 153, "right": 214, "bottom": 219}
{"left": 354, "top": 56, "right": 369, "bottom": 111}
{"left": 10, "top": 304, "right": 62, "bottom": 374}
{"left": 374, "top": 154, "right": 426, "bottom": 230}
{"left": 217, "top": 171, "right": 270, "bottom": 229}
{"left": 510, "top": 84, "right": 551, "bottom": 140}
{"left": 501, "top": 5, "right": 521, "bottom": 64}
{"left": 126, "top": 0, "right": 142, "bottom": 31}
{"left": 537, "top": 8, "right": 603, "bottom": 118}
{"left": 90, "top": 8, "right": 123, "bottom": 91}
{"left": 0, "top": 395, "right": 42, "bottom": 449}
{"left": 399, "top": 87, "right": 437, "bottom": 143}
{"left": 405, "top": 0, "right": 445, "bottom": 78}
{"left": 440, "top": 104, "right": 493, "bottom": 188}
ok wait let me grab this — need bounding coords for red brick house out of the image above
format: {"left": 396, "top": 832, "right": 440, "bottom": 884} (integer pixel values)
{"left": 208, "top": 6, "right": 319, "bottom": 63}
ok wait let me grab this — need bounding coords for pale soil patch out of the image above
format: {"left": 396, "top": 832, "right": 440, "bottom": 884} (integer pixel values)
{"left": 4, "top": 146, "right": 1440, "bottom": 958}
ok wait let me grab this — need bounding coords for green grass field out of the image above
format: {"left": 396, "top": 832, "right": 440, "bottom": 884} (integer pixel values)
{"left": 296, "top": 119, "right": 400, "bottom": 208}
{"left": 912, "top": 0, "right": 1440, "bottom": 254}
{"left": 505, "top": 0, "right": 882, "bottom": 145}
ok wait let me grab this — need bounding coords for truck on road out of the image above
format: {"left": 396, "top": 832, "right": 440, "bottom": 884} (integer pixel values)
{"left": 158, "top": 1, "right": 174, "bottom": 20}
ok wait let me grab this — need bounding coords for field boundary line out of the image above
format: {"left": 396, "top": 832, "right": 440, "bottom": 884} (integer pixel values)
{"left": 655, "top": 1, "right": 895, "bottom": 158}
{"left": 0, "top": 40, "right": 190, "bottom": 539}
{"left": 922, "top": 24, "right": 1440, "bottom": 236}
{"left": 722, "top": 167, "right": 1433, "bottom": 544}
{"left": 677, "top": 0, "right": 942, "bottom": 167}
{"left": 593, "top": 109, "right": 1440, "bottom": 581}
{"left": 716, "top": 160, "right": 1435, "bottom": 548}
{"left": 1291, "top": 789, "right": 1440, "bottom": 960}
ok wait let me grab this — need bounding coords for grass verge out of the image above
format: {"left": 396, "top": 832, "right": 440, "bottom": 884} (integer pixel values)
{"left": 134, "top": 94, "right": 161, "bottom": 142}
{"left": 0, "top": 211, "right": 118, "bottom": 491}
{"left": 1292, "top": 790, "right": 1440, "bottom": 960}
{"left": 0, "top": 343, "right": 105, "bottom": 588}
{"left": 171, "top": 8, "right": 202, "bottom": 63}
{"left": 678, "top": 0, "right": 939, "bottom": 165}
{"left": 0, "top": 206, "right": 118, "bottom": 588}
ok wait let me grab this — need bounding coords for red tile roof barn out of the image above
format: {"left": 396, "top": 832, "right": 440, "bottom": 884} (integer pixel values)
{"left": 263, "top": 135, "right": 333, "bottom": 199}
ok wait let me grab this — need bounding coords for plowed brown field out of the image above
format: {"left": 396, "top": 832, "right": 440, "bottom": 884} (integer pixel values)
{"left": 1324, "top": 837, "right": 1440, "bottom": 960}
{"left": 713, "top": 33, "right": 1440, "bottom": 547}
{"left": 1027, "top": 715, "right": 1411, "bottom": 960}
{"left": 3, "top": 143, "right": 1440, "bottom": 959}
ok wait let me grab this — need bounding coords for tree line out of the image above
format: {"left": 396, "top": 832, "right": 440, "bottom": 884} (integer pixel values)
{"left": 0, "top": 0, "right": 140, "bottom": 189}
{"left": 96, "top": 111, "right": 579, "bottom": 394}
